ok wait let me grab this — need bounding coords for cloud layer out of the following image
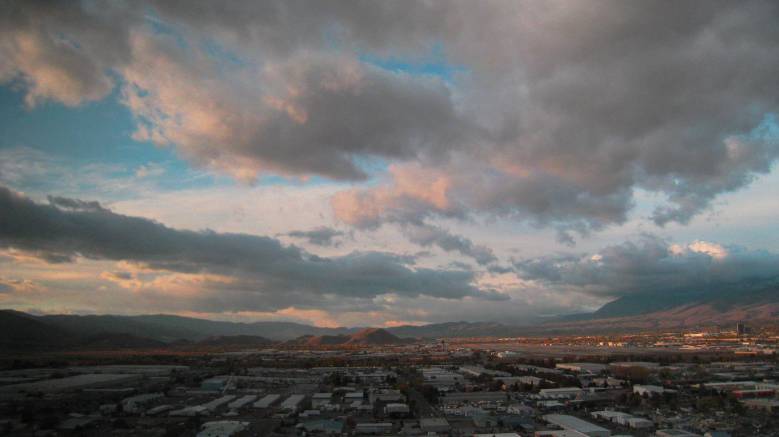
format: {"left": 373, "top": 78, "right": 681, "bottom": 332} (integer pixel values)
{"left": 515, "top": 235, "right": 779, "bottom": 299}
{"left": 3, "top": 1, "right": 779, "bottom": 239}
{"left": 0, "top": 186, "right": 505, "bottom": 312}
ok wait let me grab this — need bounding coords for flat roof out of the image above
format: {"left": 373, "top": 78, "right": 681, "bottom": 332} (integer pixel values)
{"left": 544, "top": 414, "right": 610, "bottom": 433}
{"left": 0, "top": 373, "right": 140, "bottom": 393}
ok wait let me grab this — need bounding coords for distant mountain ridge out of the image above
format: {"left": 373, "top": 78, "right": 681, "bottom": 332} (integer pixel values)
{"left": 3, "top": 283, "right": 779, "bottom": 352}
{"left": 13, "top": 311, "right": 531, "bottom": 341}
{"left": 286, "top": 328, "right": 410, "bottom": 347}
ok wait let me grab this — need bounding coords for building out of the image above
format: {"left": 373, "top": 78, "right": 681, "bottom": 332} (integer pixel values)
{"left": 422, "top": 367, "right": 464, "bottom": 387}
{"left": 609, "top": 362, "right": 660, "bottom": 371}
{"left": 0, "top": 373, "right": 142, "bottom": 394}
{"left": 498, "top": 375, "right": 546, "bottom": 387}
{"left": 369, "top": 389, "right": 404, "bottom": 404}
{"left": 354, "top": 422, "right": 393, "bottom": 434}
{"left": 591, "top": 411, "right": 631, "bottom": 422}
{"left": 625, "top": 417, "right": 653, "bottom": 429}
{"left": 201, "top": 377, "right": 228, "bottom": 392}
{"left": 311, "top": 392, "right": 333, "bottom": 409}
{"left": 633, "top": 384, "right": 667, "bottom": 397}
{"left": 440, "top": 391, "right": 507, "bottom": 404}
{"left": 539, "top": 387, "right": 583, "bottom": 398}
{"left": 299, "top": 419, "right": 344, "bottom": 435}
{"left": 460, "top": 365, "right": 512, "bottom": 378}
{"left": 741, "top": 398, "right": 779, "bottom": 413}
{"left": 121, "top": 393, "right": 163, "bottom": 413}
{"left": 535, "top": 430, "right": 589, "bottom": 436}
{"left": 197, "top": 420, "right": 248, "bottom": 437}
{"left": 227, "top": 395, "right": 257, "bottom": 410}
{"left": 656, "top": 430, "right": 701, "bottom": 437}
{"left": 384, "top": 403, "right": 410, "bottom": 417}
{"left": 254, "top": 394, "right": 280, "bottom": 408}
{"left": 68, "top": 365, "right": 189, "bottom": 376}
{"left": 202, "top": 395, "right": 237, "bottom": 413}
{"left": 419, "top": 418, "right": 450, "bottom": 433}
{"left": 475, "top": 434, "right": 521, "bottom": 437}
{"left": 556, "top": 363, "right": 608, "bottom": 374}
{"left": 543, "top": 414, "right": 610, "bottom": 437}
{"left": 280, "top": 394, "right": 306, "bottom": 413}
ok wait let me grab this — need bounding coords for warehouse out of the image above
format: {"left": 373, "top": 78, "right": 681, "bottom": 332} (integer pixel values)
{"left": 280, "top": 394, "right": 306, "bottom": 412}
{"left": 254, "top": 394, "right": 280, "bottom": 408}
{"left": 543, "top": 414, "right": 611, "bottom": 437}
{"left": 0, "top": 373, "right": 141, "bottom": 394}
{"left": 227, "top": 395, "right": 257, "bottom": 410}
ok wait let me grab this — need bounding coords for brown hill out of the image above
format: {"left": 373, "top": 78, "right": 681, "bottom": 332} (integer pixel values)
{"left": 287, "top": 328, "right": 407, "bottom": 347}
{"left": 346, "top": 328, "right": 404, "bottom": 345}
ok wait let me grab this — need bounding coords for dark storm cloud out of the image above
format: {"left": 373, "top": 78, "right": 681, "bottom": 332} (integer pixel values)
{"left": 47, "top": 195, "right": 108, "bottom": 213}
{"left": 0, "top": 186, "right": 505, "bottom": 306}
{"left": 402, "top": 223, "right": 497, "bottom": 266}
{"left": 514, "top": 235, "right": 779, "bottom": 299}
{"left": 285, "top": 226, "right": 346, "bottom": 247}
{"left": 3, "top": 1, "right": 779, "bottom": 234}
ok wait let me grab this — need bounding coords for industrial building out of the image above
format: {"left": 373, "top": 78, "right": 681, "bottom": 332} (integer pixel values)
{"left": 253, "top": 393, "right": 280, "bottom": 408}
{"left": 556, "top": 363, "right": 608, "bottom": 374}
{"left": 0, "top": 373, "right": 141, "bottom": 394}
{"left": 543, "top": 414, "right": 611, "bottom": 437}
{"left": 280, "top": 394, "right": 306, "bottom": 412}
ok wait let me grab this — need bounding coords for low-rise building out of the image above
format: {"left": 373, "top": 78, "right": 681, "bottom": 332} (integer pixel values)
{"left": 419, "top": 417, "right": 450, "bottom": 433}
{"left": 556, "top": 363, "right": 608, "bottom": 374}
{"left": 254, "top": 394, "right": 280, "bottom": 408}
{"left": 280, "top": 394, "right": 306, "bottom": 413}
{"left": 311, "top": 392, "right": 333, "bottom": 409}
{"left": 543, "top": 414, "right": 610, "bottom": 437}
{"left": 121, "top": 393, "right": 163, "bottom": 413}
{"left": 197, "top": 420, "right": 248, "bottom": 437}
{"left": 539, "top": 387, "right": 583, "bottom": 398}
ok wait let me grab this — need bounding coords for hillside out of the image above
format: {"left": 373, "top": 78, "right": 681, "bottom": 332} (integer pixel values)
{"left": 0, "top": 310, "right": 77, "bottom": 350}
{"left": 532, "top": 301, "right": 779, "bottom": 335}
{"left": 585, "top": 285, "right": 779, "bottom": 321}
{"left": 195, "top": 335, "right": 275, "bottom": 348}
{"left": 287, "top": 328, "right": 408, "bottom": 347}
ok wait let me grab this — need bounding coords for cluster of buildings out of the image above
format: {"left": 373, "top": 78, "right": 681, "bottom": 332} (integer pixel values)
{"left": 1, "top": 333, "right": 779, "bottom": 436}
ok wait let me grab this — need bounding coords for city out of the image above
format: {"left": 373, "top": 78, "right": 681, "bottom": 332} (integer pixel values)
{"left": 1, "top": 321, "right": 779, "bottom": 436}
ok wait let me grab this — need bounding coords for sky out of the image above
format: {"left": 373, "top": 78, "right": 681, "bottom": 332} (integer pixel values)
{"left": 1, "top": 1, "right": 778, "bottom": 328}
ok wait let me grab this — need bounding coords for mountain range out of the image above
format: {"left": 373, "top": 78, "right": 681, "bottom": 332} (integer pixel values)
{"left": 2, "top": 285, "right": 777, "bottom": 350}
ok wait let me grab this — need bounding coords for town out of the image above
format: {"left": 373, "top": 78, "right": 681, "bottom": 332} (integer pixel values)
{"left": 2, "top": 323, "right": 779, "bottom": 436}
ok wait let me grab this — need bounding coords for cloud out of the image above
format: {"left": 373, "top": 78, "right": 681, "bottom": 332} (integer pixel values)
{"left": 285, "top": 226, "right": 346, "bottom": 247}
{"left": 401, "top": 223, "right": 497, "bottom": 266}
{"left": 47, "top": 195, "right": 108, "bottom": 213}
{"left": 2, "top": 0, "right": 779, "bottom": 237}
{"left": 121, "top": 38, "right": 469, "bottom": 181}
{"left": 514, "top": 235, "right": 779, "bottom": 299}
{"left": 0, "top": 185, "right": 504, "bottom": 311}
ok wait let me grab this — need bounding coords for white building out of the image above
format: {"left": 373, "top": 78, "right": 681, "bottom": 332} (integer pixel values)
{"left": 539, "top": 387, "right": 583, "bottom": 398}
{"left": 543, "top": 414, "right": 610, "bottom": 437}
{"left": 227, "top": 395, "right": 257, "bottom": 410}
{"left": 384, "top": 403, "right": 410, "bottom": 416}
{"left": 633, "top": 384, "right": 666, "bottom": 397}
{"left": 197, "top": 420, "right": 248, "bottom": 437}
{"left": 280, "top": 394, "right": 306, "bottom": 412}
{"left": 254, "top": 394, "right": 280, "bottom": 408}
